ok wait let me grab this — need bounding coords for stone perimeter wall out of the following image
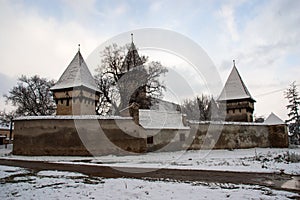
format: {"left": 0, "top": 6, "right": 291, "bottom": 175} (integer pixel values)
{"left": 13, "top": 117, "right": 147, "bottom": 156}
{"left": 188, "top": 122, "right": 288, "bottom": 149}
{"left": 13, "top": 118, "right": 289, "bottom": 156}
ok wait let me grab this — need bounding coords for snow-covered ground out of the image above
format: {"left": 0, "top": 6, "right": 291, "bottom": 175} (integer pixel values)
{"left": 0, "top": 165, "right": 298, "bottom": 200}
{"left": 1, "top": 145, "right": 300, "bottom": 175}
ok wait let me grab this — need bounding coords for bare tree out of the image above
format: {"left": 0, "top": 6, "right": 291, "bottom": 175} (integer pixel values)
{"left": 4, "top": 75, "right": 56, "bottom": 116}
{"left": 94, "top": 43, "right": 168, "bottom": 115}
{"left": 181, "top": 98, "right": 200, "bottom": 120}
{"left": 0, "top": 110, "right": 16, "bottom": 127}
{"left": 181, "top": 95, "right": 217, "bottom": 121}
{"left": 284, "top": 81, "right": 300, "bottom": 144}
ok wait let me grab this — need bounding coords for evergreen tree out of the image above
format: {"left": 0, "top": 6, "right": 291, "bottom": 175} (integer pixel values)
{"left": 284, "top": 81, "right": 300, "bottom": 144}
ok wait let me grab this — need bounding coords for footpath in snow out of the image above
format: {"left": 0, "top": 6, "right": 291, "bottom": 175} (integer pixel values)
{"left": 1, "top": 145, "right": 300, "bottom": 175}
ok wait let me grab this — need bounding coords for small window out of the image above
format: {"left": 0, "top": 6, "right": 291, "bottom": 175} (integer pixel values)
{"left": 66, "top": 99, "right": 69, "bottom": 106}
{"left": 180, "top": 133, "right": 185, "bottom": 142}
{"left": 60, "top": 99, "right": 63, "bottom": 104}
{"left": 147, "top": 136, "right": 153, "bottom": 144}
{"left": 239, "top": 108, "right": 241, "bottom": 113}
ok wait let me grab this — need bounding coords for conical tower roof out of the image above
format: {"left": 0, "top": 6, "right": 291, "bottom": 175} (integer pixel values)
{"left": 121, "top": 33, "right": 144, "bottom": 71}
{"left": 51, "top": 47, "right": 99, "bottom": 92}
{"left": 218, "top": 61, "right": 255, "bottom": 102}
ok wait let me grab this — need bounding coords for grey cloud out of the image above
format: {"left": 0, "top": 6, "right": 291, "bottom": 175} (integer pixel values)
{"left": 0, "top": 73, "right": 16, "bottom": 96}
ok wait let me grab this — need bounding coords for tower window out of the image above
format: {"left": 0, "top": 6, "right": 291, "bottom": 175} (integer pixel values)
{"left": 60, "top": 99, "right": 63, "bottom": 104}
{"left": 147, "top": 136, "right": 153, "bottom": 144}
{"left": 66, "top": 99, "right": 69, "bottom": 106}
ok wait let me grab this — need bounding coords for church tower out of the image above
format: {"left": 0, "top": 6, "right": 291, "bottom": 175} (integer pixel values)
{"left": 51, "top": 46, "right": 100, "bottom": 115}
{"left": 118, "top": 34, "right": 149, "bottom": 111}
{"left": 121, "top": 33, "right": 144, "bottom": 73}
{"left": 217, "top": 60, "right": 255, "bottom": 122}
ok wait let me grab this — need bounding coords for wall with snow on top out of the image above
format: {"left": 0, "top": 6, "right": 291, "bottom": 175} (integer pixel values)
{"left": 13, "top": 117, "right": 147, "bottom": 156}
{"left": 189, "top": 121, "right": 288, "bottom": 149}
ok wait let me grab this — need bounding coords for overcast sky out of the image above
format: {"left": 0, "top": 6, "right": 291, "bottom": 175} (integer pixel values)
{"left": 0, "top": 0, "right": 299, "bottom": 120}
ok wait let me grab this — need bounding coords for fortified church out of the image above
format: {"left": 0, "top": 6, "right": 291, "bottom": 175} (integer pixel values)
{"left": 49, "top": 36, "right": 255, "bottom": 123}
{"left": 12, "top": 36, "right": 289, "bottom": 156}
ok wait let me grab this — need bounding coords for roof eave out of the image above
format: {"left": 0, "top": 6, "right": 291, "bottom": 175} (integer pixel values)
{"left": 217, "top": 97, "right": 256, "bottom": 103}
{"left": 51, "top": 85, "right": 101, "bottom": 94}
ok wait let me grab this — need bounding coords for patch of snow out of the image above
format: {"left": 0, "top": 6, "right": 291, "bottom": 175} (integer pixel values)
{"left": 0, "top": 126, "right": 10, "bottom": 130}
{"left": 0, "top": 166, "right": 297, "bottom": 200}
{"left": 37, "top": 170, "right": 86, "bottom": 178}
{"left": 139, "top": 109, "right": 189, "bottom": 129}
{"left": 188, "top": 120, "right": 267, "bottom": 126}
{"left": 0, "top": 144, "right": 13, "bottom": 156}
{"left": 2, "top": 147, "right": 300, "bottom": 175}
{"left": 0, "top": 165, "right": 28, "bottom": 179}
{"left": 51, "top": 148, "right": 300, "bottom": 175}
{"left": 14, "top": 115, "right": 132, "bottom": 121}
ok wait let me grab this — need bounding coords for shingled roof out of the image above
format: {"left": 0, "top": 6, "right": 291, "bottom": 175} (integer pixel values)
{"left": 51, "top": 49, "right": 100, "bottom": 92}
{"left": 218, "top": 61, "right": 255, "bottom": 102}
